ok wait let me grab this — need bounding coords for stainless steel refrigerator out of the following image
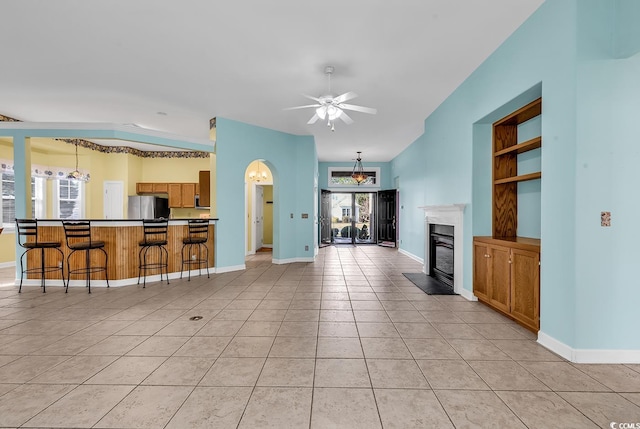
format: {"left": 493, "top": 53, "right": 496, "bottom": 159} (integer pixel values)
{"left": 127, "top": 196, "right": 170, "bottom": 219}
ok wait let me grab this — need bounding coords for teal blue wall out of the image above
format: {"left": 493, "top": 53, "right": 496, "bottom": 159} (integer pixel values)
{"left": 392, "top": 0, "right": 579, "bottom": 346}
{"left": 392, "top": 0, "right": 640, "bottom": 350}
{"left": 215, "top": 118, "right": 316, "bottom": 268}
{"left": 573, "top": 0, "right": 640, "bottom": 349}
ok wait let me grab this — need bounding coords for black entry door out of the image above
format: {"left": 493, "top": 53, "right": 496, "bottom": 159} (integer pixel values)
{"left": 377, "top": 189, "right": 397, "bottom": 247}
{"left": 319, "top": 189, "right": 332, "bottom": 246}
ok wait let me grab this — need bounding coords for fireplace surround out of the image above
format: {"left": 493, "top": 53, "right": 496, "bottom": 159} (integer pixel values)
{"left": 419, "top": 204, "right": 466, "bottom": 296}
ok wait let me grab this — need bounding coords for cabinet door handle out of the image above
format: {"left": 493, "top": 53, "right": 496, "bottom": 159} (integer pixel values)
{"left": 508, "top": 259, "right": 512, "bottom": 264}
{"left": 485, "top": 254, "right": 490, "bottom": 258}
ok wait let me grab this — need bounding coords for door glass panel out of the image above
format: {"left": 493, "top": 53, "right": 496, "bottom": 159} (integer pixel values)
{"left": 354, "top": 192, "right": 375, "bottom": 244}
{"left": 329, "top": 192, "right": 376, "bottom": 244}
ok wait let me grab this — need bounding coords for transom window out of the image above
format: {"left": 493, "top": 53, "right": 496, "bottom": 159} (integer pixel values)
{"left": 328, "top": 167, "right": 380, "bottom": 188}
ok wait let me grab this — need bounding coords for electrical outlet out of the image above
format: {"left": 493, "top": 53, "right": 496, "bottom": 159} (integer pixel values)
{"left": 57, "top": 261, "right": 62, "bottom": 268}
{"left": 305, "top": 245, "right": 309, "bottom": 251}
{"left": 191, "top": 254, "right": 197, "bottom": 260}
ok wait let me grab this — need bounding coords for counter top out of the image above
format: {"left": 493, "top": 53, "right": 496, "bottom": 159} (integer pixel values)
{"left": 37, "top": 218, "right": 218, "bottom": 227}
{"left": 36, "top": 218, "right": 219, "bottom": 222}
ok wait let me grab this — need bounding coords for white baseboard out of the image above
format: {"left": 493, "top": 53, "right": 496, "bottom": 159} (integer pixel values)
{"left": 537, "top": 331, "right": 640, "bottom": 363}
{"left": 214, "top": 264, "right": 246, "bottom": 273}
{"left": 0, "top": 261, "right": 15, "bottom": 269}
{"left": 458, "top": 288, "right": 477, "bottom": 301}
{"left": 273, "top": 257, "right": 315, "bottom": 264}
{"left": 398, "top": 248, "right": 423, "bottom": 264}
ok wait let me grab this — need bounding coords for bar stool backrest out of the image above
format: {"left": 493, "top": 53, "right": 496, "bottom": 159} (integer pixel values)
{"left": 188, "top": 219, "right": 209, "bottom": 240}
{"left": 62, "top": 221, "right": 93, "bottom": 248}
{"left": 142, "top": 219, "right": 169, "bottom": 244}
{"left": 15, "top": 219, "right": 39, "bottom": 247}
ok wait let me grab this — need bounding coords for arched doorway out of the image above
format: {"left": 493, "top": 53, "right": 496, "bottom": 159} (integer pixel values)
{"left": 245, "top": 160, "right": 273, "bottom": 255}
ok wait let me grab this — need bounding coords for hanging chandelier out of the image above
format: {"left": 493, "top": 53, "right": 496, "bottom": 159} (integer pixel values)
{"left": 67, "top": 141, "right": 89, "bottom": 182}
{"left": 351, "top": 151, "right": 368, "bottom": 185}
{"left": 249, "top": 161, "right": 268, "bottom": 182}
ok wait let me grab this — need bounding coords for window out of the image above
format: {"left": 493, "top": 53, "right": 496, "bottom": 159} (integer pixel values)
{"left": 341, "top": 208, "right": 351, "bottom": 217}
{"left": 54, "top": 179, "right": 85, "bottom": 219}
{"left": 1, "top": 173, "right": 45, "bottom": 228}
{"left": 328, "top": 167, "right": 381, "bottom": 188}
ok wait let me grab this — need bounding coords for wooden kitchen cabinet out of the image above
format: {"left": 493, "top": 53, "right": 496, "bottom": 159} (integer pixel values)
{"left": 168, "top": 183, "right": 196, "bottom": 208}
{"left": 153, "top": 183, "right": 168, "bottom": 193}
{"left": 181, "top": 183, "right": 196, "bottom": 208}
{"left": 136, "top": 183, "right": 154, "bottom": 194}
{"left": 198, "top": 170, "right": 210, "bottom": 207}
{"left": 168, "top": 184, "right": 182, "bottom": 208}
{"left": 473, "top": 237, "right": 540, "bottom": 332}
{"left": 136, "top": 182, "right": 169, "bottom": 194}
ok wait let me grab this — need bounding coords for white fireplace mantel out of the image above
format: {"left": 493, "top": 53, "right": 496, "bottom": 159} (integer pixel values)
{"left": 419, "top": 204, "right": 467, "bottom": 297}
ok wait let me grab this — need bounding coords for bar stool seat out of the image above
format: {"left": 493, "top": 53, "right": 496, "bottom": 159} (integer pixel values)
{"left": 16, "top": 219, "right": 65, "bottom": 293}
{"left": 180, "top": 219, "right": 210, "bottom": 281}
{"left": 62, "top": 220, "right": 109, "bottom": 293}
{"left": 138, "top": 219, "right": 170, "bottom": 288}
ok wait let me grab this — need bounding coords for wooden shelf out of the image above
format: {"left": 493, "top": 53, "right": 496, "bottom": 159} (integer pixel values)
{"left": 494, "top": 172, "right": 541, "bottom": 185}
{"left": 494, "top": 136, "right": 541, "bottom": 157}
{"left": 494, "top": 98, "right": 541, "bottom": 126}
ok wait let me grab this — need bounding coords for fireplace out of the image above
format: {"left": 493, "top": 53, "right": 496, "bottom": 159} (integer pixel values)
{"left": 430, "top": 224, "right": 454, "bottom": 287}
{"left": 419, "top": 204, "right": 466, "bottom": 297}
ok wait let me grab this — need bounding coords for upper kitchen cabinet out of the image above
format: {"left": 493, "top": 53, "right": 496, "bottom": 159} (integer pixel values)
{"left": 136, "top": 183, "right": 169, "bottom": 194}
{"left": 198, "top": 171, "right": 210, "bottom": 207}
{"left": 168, "top": 183, "right": 196, "bottom": 208}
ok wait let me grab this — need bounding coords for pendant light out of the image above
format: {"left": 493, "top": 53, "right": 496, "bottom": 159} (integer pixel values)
{"left": 67, "top": 141, "right": 89, "bottom": 182}
{"left": 351, "top": 151, "right": 367, "bottom": 185}
{"left": 249, "top": 161, "right": 268, "bottom": 182}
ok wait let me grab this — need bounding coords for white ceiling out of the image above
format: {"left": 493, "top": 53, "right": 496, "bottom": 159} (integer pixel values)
{"left": 0, "top": 0, "right": 544, "bottom": 162}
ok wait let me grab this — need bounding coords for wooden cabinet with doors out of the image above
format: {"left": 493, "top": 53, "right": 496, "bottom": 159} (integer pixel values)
{"left": 474, "top": 97, "right": 542, "bottom": 332}
{"left": 168, "top": 183, "right": 196, "bottom": 208}
{"left": 136, "top": 182, "right": 169, "bottom": 194}
{"left": 198, "top": 171, "right": 210, "bottom": 207}
{"left": 473, "top": 236, "right": 540, "bottom": 332}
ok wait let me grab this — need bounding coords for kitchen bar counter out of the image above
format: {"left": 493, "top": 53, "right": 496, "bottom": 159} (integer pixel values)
{"left": 25, "top": 219, "right": 217, "bottom": 288}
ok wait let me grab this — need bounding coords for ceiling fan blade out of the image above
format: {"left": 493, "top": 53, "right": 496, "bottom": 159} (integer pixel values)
{"left": 302, "top": 94, "right": 323, "bottom": 103}
{"left": 283, "top": 104, "right": 321, "bottom": 111}
{"left": 340, "top": 111, "right": 354, "bottom": 124}
{"left": 333, "top": 91, "right": 358, "bottom": 104}
{"left": 339, "top": 103, "right": 378, "bottom": 115}
{"left": 307, "top": 113, "right": 320, "bottom": 124}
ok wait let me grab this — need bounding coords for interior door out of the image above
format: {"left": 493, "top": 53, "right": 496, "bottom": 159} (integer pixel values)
{"left": 254, "top": 185, "right": 264, "bottom": 252}
{"left": 320, "top": 189, "right": 332, "bottom": 246}
{"left": 103, "top": 181, "right": 124, "bottom": 219}
{"left": 377, "top": 189, "right": 397, "bottom": 247}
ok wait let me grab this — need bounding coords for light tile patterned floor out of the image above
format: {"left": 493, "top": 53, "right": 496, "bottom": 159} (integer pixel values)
{"left": 0, "top": 246, "right": 639, "bottom": 428}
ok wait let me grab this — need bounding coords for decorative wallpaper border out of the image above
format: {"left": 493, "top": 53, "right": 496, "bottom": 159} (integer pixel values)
{"left": 1, "top": 114, "right": 210, "bottom": 159}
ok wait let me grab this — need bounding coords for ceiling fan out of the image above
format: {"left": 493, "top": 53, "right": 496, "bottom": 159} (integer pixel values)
{"left": 284, "top": 66, "right": 377, "bottom": 131}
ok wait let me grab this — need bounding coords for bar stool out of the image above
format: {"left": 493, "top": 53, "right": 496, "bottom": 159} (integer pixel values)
{"left": 15, "top": 219, "right": 65, "bottom": 293}
{"left": 180, "top": 219, "right": 210, "bottom": 281}
{"left": 62, "top": 220, "right": 109, "bottom": 293}
{"left": 138, "top": 219, "right": 170, "bottom": 288}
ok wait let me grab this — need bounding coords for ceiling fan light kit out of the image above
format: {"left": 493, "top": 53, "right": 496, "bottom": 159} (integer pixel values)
{"left": 285, "top": 65, "right": 377, "bottom": 131}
